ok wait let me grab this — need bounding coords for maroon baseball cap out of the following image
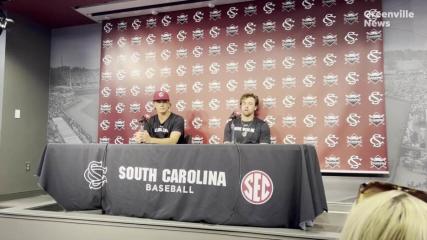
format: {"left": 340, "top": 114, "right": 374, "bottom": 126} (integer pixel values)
{"left": 153, "top": 91, "right": 170, "bottom": 101}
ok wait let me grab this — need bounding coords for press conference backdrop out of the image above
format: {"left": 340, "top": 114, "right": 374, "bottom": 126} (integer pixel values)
{"left": 97, "top": 0, "right": 387, "bottom": 174}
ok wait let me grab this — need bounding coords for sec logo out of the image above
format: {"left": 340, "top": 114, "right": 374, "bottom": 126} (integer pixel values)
{"left": 241, "top": 170, "right": 273, "bottom": 205}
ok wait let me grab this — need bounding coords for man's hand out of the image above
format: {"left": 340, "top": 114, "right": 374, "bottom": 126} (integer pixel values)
{"left": 134, "top": 131, "right": 151, "bottom": 143}
{"left": 134, "top": 131, "right": 181, "bottom": 144}
{"left": 141, "top": 131, "right": 152, "bottom": 143}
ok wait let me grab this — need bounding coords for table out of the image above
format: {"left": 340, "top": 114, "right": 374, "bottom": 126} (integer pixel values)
{"left": 37, "top": 144, "right": 327, "bottom": 229}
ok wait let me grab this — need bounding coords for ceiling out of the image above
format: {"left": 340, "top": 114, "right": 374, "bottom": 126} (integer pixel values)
{"left": 2, "top": 0, "right": 111, "bottom": 28}
{"left": 2, "top": 0, "right": 251, "bottom": 29}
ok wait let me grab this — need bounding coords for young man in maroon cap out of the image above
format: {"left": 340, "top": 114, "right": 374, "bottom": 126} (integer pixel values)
{"left": 134, "top": 91, "right": 186, "bottom": 144}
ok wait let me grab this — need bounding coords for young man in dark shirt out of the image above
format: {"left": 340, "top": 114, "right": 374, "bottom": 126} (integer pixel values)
{"left": 223, "top": 93, "right": 271, "bottom": 144}
{"left": 134, "top": 91, "right": 185, "bottom": 144}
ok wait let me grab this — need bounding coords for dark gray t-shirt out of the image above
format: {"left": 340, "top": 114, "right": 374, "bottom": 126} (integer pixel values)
{"left": 223, "top": 117, "right": 271, "bottom": 144}
{"left": 144, "top": 113, "right": 186, "bottom": 144}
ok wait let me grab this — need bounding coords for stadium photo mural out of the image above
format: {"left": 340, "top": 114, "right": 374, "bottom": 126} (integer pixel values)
{"left": 98, "top": 0, "right": 387, "bottom": 174}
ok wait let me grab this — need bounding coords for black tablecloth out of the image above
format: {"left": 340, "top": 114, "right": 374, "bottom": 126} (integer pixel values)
{"left": 38, "top": 144, "right": 327, "bottom": 229}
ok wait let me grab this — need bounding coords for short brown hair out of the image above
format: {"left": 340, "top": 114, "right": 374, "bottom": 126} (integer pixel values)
{"left": 240, "top": 93, "right": 259, "bottom": 106}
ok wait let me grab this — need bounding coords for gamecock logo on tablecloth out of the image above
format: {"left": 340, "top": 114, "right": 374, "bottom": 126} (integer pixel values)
{"left": 84, "top": 161, "right": 108, "bottom": 190}
{"left": 241, "top": 170, "right": 273, "bottom": 205}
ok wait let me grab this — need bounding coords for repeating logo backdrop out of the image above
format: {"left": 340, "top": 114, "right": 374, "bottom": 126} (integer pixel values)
{"left": 99, "top": 0, "right": 387, "bottom": 174}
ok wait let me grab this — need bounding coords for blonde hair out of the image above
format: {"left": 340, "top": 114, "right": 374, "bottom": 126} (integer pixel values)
{"left": 340, "top": 190, "right": 427, "bottom": 240}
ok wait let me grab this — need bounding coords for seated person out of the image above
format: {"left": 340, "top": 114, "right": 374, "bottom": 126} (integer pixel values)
{"left": 340, "top": 181, "right": 427, "bottom": 240}
{"left": 223, "top": 93, "right": 271, "bottom": 144}
{"left": 134, "top": 91, "right": 185, "bottom": 144}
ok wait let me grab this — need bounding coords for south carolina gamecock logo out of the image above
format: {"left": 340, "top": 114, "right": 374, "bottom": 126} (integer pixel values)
{"left": 84, "top": 161, "right": 107, "bottom": 190}
{"left": 241, "top": 170, "right": 273, "bottom": 205}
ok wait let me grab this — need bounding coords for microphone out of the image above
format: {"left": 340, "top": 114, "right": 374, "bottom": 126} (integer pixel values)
{"left": 229, "top": 111, "right": 240, "bottom": 143}
{"left": 139, "top": 114, "right": 150, "bottom": 131}
{"left": 229, "top": 111, "right": 241, "bottom": 120}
